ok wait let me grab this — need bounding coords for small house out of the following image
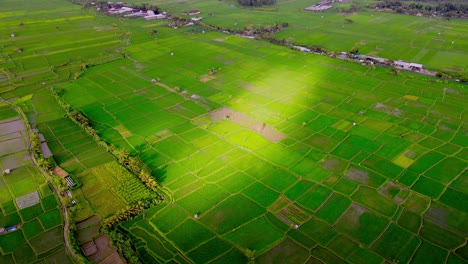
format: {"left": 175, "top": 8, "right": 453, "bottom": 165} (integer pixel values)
{"left": 184, "top": 10, "right": 201, "bottom": 15}
{"left": 394, "top": 60, "right": 410, "bottom": 69}
{"left": 6, "top": 225, "right": 17, "bottom": 232}
{"left": 65, "top": 176, "right": 75, "bottom": 187}
{"left": 394, "top": 60, "right": 423, "bottom": 71}
{"left": 53, "top": 166, "right": 69, "bottom": 178}
{"left": 409, "top": 63, "right": 423, "bottom": 71}
{"left": 144, "top": 14, "right": 166, "bottom": 20}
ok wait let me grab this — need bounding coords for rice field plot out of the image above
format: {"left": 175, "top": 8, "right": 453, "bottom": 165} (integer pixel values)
{"left": 74, "top": 161, "right": 156, "bottom": 219}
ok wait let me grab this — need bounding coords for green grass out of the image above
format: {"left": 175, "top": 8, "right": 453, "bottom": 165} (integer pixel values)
{"left": 224, "top": 217, "right": 283, "bottom": 251}
{"left": 299, "top": 217, "right": 338, "bottom": 246}
{"left": 412, "top": 241, "right": 449, "bottom": 264}
{"left": 201, "top": 194, "right": 265, "bottom": 235}
{"left": 411, "top": 176, "right": 445, "bottom": 198}
{"left": 297, "top": 185, "right": 332, "bottom": 212}
{"left": 167, "top": 219, "right": 215, "bottom": 252}
{"left": 1, "top": 200, "right": 17, "bottom": 215}
{"left": 371, "top": 224, "right": 415, "bottom": 261}
{"left": 28, "top": 226, "right": 63, "bottom": 255}
{"left": 335, "top": 204, "right": 389, "bottom": 246}
{"left": 0, "top": 230, "right": 26, "bottom": 253}
{"left": 22, "top": 219, "right": 45, "bottom": 239}
{"left": 419, "top": 220, "right": 465, "bottom": 250}
{"left": 150, "top": 206, "right": 188, "bottom": 234}
{"left": 328, "top": 234, "right": 360, "bottom": 259}
{"left": 283, "top": 180, "right": 316, "bottom": 201}
{"left": 186, "top": 237, "right": 232, "bottom": 263}
{"left": 19, "top": 203, "right": 44, "bottom": 222}
{"left": 347, "top": 247, "right": 384, "bottom": 264}
{"left": 257, "top": 238, "right": 309, "bottom": 264}
{"left": 351, "top": 186, "right": 398, "bottom": 217}
{"left": 38, "top": 209, "right": 61, "bottom": 230}
{"left": 315, "top": 193, "right": 352, "bottom": 225}
{"left": 242, "top": 182, "right": 279, "bottom": 207}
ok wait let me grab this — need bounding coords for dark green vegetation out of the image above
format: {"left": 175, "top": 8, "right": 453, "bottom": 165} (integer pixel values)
{"left": 371, "top": 0, "right": 467, "bottom": 18}
{"left": 237, "top": 0, "right": 277, "bottom": 7}
{"left": 0, "top": 0, "right": 467, "bottom": 263}
{"left": 143, "top": 0, "right": 468, "bottom": 77}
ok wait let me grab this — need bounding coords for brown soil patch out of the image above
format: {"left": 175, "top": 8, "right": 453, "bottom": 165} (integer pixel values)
{"left": 373, "top": 102, "right": 404, "bottom": 117}
{"left": 81, "top": 241, "right": 98, "bottom": 256}
{"left": 210, "top": 107, "right": 286, "bottom": 142}
{"left": 344, "top": 167, "right": 369, "bottom": 185}
{"left": 113, "top": 124, "right": 132, "bottom": 138}
{"left": 378, "top": 181, "right": 402, "bottom": 199}
{"left": 276, "top": 213, "right": 291, "bottom": 226}
{"left": 343, "top": 203, "right": 367, "bottom": 225}
{"left": 53, "top": 166, "right": 69, "bottom": 178}
{"left": 200, "top": 75, "right": 216, "bottom": 83}
{"left": 89, "top": 235, "right": 120, "bottom": 263}
{"left": 214, "top": 38, "right": 225, "bottom": 42}
{"left": 100, "top": 252, "right": 124, "bottom": 264}
{"left": 0, "top": 118, "right": 25, "bottom": 135}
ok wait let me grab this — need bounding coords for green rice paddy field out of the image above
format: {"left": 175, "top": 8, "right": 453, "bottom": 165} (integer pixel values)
{"left": 0, "top": 0, "right": 467, "bottom": 263}
{"left": 56, "top": 12, "right": 467, "bottom": 263}
{"left": 135, "top": 0, "right": 468, "bottom": 75}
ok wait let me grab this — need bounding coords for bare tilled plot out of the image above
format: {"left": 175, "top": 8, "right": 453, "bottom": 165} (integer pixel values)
{"left": 210, "top": 107, "right": 286, "bottom": 142}
{"left": 0, "top": 118, "right": 25, "bottom": 135}
{"left": 15, "top": 191, "right": 40, "bottom": 209}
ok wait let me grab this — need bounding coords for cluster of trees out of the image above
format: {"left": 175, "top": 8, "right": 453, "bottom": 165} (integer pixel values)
{"left": 436, "top": 71, "right": 468, "bottom": 83}
{"left": 130, "top": 3, "right": 161, "bottom": 13}
{"left": 105, "top": 229, "right": 140, "bottom": 264}
{"left": 112, "top": 148, "right": 159, "bottom": 191}
{"left": 102, "top": 199, "right": 159, "bottom": 228}
{"left": 31, "top": 133, "right": 55, "bottom": 172}
{"left": 51, "top": 88, "right": 160, "bottom": 192}
{"left": 237, "top": 22, "right": 289, "bottom": 38}
{"left": 30, "top": 132, "right": 70, "bottom": 192}
{"left": 371, "top": 0, "right": 467, "bottom": 17}
{"left": 237, "top": 0, "right": 276, "bottom": 6}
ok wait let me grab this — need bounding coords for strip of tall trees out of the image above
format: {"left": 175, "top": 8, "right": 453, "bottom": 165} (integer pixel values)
{"left": 371, "top": 0, "right": 467, "bottom": 18}
{"left": 237, "top": 0, "right": 276, "bottom": 7}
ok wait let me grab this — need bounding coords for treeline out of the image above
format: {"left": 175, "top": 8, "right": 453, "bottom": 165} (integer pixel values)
{"left": 51, "top": 88, "right": 160, "bottom": 192}
{"left": 371, "top": 0, "right": 467, "bottom": 17}
{"left": 129, "top": 3, "right": 161, "bottom": 13}
{"left": 101, "top": 199, "right": 160, "bottom": 264}
{"left": 237, "top": 0, "right": 276, "bottom": 7}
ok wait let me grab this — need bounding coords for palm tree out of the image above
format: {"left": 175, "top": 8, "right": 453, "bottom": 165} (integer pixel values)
{"left": 114, "top": 148, "right": 130, "bottom": 164}
{"left": 245, "top": 249, "right": 255, "bottom": 264}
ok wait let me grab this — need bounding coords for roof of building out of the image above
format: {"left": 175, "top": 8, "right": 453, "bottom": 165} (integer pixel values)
{"left": 185, "top": 10, "right": 200, "bottom": 15}
{"left": 53, "top": 166, "right": 69, "bottom": 178}
{"left": 409, "top": 63, "right": 423, "bottom": 68}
